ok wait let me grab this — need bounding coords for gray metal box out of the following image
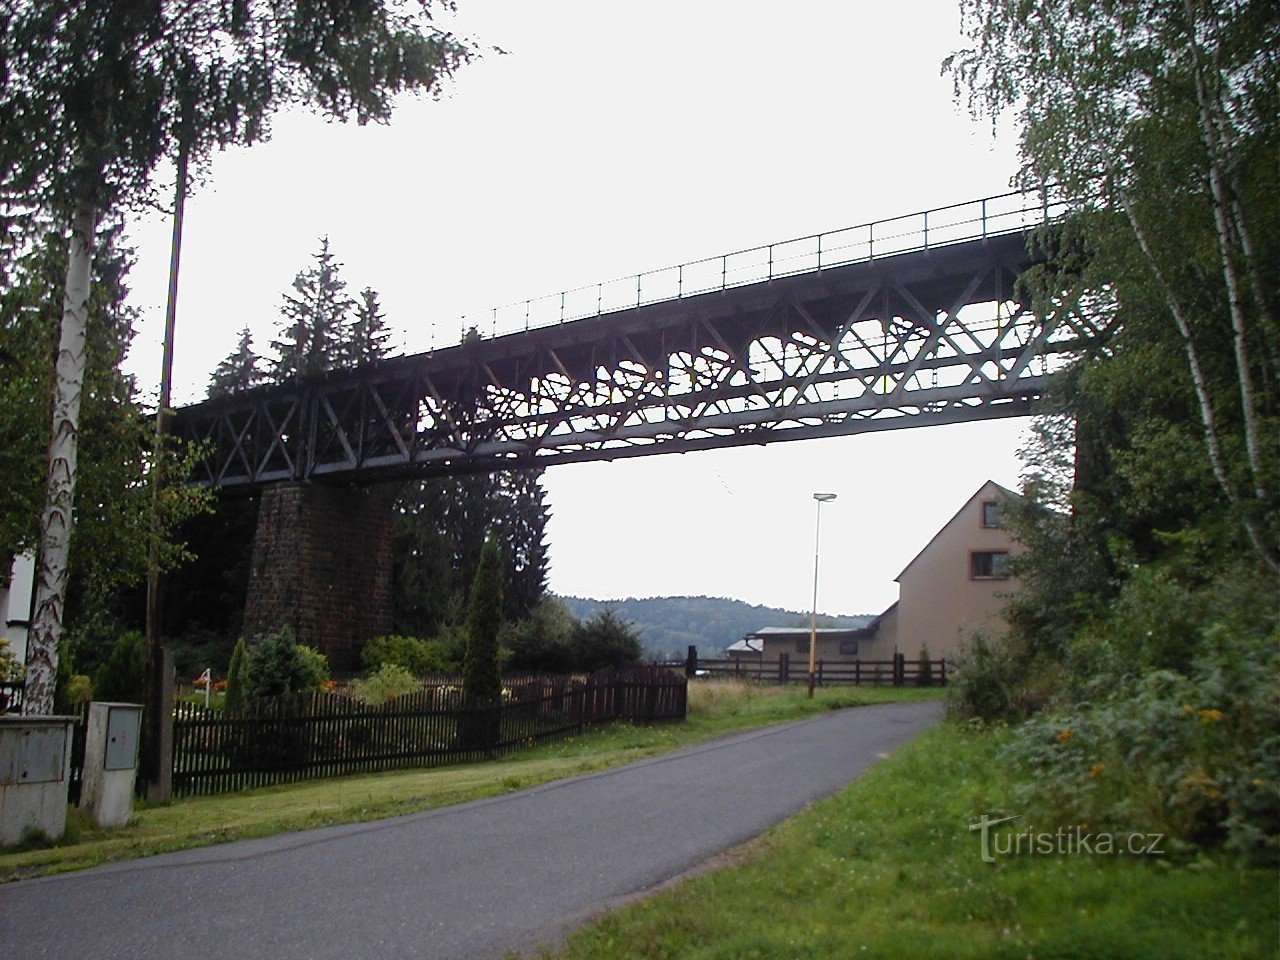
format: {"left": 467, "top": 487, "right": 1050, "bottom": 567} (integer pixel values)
{"left": 104, "top": 706, "right": 142, "bottom": 771}
{"left": 0, "top": 724, "right": 67, "bottom": 785}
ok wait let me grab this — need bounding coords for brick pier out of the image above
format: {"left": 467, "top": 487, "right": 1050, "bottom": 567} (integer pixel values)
{"left": 242, "top": 483, "right": 398, "bottom": 674}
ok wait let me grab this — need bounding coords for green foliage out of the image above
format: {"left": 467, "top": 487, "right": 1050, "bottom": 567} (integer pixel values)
{"left": 571, "top": 610, "right": 644, "bottom": 674}
{"left": 64, "top": 675, "right": 94, "bottom": 707}
{"left": 207, "top": 326, "right": 262, "bottom": 400}
{"left": 915, "top": 646, "right": 934, "bottom": 687}
{"left": 225, "top": 638, "right": 247, "bottom": 712}
{"left": 349, "top": 663, "right": 420, "bottom": 705}
{"left": 92, "top": 632, "right": 146, "bottom": 704}
{"left": 462, "top": 537, "right": 503, "bottom": 702}
{"left": 0, "top": 640, "right": 21, "bottom": 683}
{"left": 270, "top": 238, "right": 358, "bottom": 381}
{"left": 393, "top": 470, "right": 550, "bottom": 638}
{"left": 1009, "top": 622, "right": 1279, "bottom": 863}
{"left": 502, "top": 597, "right": 578, "bottom": 673}
{"left": 361, "top": 635, "right": 455, "bottom": 677}
{"left": 240, "top": 631, "right": 329, "bottom": 700}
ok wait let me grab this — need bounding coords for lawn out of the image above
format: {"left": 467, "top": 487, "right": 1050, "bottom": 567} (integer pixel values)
{"left": 521, "top": 722, "right": 1277, "bottom": 960}
{"left": 0, "top": 681, "right": 941, "bottom": 881}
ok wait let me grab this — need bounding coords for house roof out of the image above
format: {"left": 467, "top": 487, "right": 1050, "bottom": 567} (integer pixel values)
{"left": 725, "top": 638, "right": 763, "bottom": 654}
{"left": 745, "top": 622, "right": 876, "bottom": 642}
{"left": 893, "top": 479, "right": 1018, "bottom": 582}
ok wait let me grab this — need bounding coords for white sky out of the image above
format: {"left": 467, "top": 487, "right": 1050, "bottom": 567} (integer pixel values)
{"left": 121, "top": 0, "right": 1030, "bottom": 616}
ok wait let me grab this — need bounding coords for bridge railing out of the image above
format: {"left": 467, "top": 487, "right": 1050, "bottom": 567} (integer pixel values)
{"left": 457, "top": 186, "right": 1065, "bottom": 341}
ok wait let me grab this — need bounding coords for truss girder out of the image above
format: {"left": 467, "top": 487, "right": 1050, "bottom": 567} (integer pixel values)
{"left": 175, "top": 232, "right": 1103, "bottom": 488}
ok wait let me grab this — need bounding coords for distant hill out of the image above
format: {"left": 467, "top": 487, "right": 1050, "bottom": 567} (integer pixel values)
{"left": 556, "top": 595, "right": 875, "bottom": 660}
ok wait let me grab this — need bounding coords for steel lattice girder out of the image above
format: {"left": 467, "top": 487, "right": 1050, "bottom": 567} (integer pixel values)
{"left": 174, "top": 231, "right": 1102, "bottom": 489}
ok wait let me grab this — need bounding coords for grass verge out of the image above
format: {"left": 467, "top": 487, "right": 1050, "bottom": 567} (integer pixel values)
{"left": 521, "top": 722, "right": 1277, "bottom": 960}
{"left": 0, "top": 682, "right": 941, "bottom": 882}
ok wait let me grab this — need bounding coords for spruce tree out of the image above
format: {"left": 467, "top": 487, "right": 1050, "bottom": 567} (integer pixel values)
{"left": 270, "top": 238, "right": 356, "bottom": 381}
{"left": 207, "top": 327, "right": 262, "bottom": 399}
{"left": 347, "top": 287, "right": 393, "bottom": 364}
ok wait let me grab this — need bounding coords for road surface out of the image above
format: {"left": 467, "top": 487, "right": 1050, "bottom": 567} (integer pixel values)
{"left": 0, "top": 699, "right": 942, "bottom": 959}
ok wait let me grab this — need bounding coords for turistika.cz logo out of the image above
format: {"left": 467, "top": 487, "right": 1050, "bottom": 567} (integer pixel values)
{"left": 968, "top": 814, "right": 1166, "bottom": 863}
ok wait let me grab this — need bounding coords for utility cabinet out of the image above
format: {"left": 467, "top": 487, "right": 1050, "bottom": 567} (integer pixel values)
{"left": 0, "top": 715, "right": 74, "bottom": 846}
{"left": 81, "top": 703, "right": 142, "bottom": 828}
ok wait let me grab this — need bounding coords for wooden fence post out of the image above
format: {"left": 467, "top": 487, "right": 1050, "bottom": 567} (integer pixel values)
{"left": 779, "top": 653, "right": 790, "bottom": 685}
{"left": 893, "top": 652, "right": 905, "bottom": 687}
{"left": 685, "top": 645, "right": 698, "bottom": 679}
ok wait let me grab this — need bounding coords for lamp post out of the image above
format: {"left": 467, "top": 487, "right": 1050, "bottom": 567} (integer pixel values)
{"left": 808, "top": 492, "right": 837, "bottom": 698}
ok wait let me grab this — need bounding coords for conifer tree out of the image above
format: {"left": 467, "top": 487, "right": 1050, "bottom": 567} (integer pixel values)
{"left": 347, "top": 287, "right": 393, "bottom": 364}
{"left": 270, "top": 238, "right": 357, "bottom": 381}
{"left": 462, "top": 536, "right": 504, "bottom": 703}
{"left": 207, "top": 326, "right": 262, "bottom": 399}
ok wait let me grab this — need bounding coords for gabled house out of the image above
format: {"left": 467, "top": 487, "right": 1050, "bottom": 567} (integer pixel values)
{"left": 737, "top": 480, "right": 1020, "bottom": 664}
{"left": 871, "top": 479, "right": 1020, "bottom": 660}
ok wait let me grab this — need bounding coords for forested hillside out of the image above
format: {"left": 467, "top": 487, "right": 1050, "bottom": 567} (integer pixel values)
{"left": 556, "top": 595, "right": 875, "bottom": 659}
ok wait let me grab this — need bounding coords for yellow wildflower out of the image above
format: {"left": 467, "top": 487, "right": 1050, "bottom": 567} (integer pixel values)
{"left": 1089, "top": 763, "right": 1106, "bottom": 778}
{"left": 1197, "top": 708, "right": 1226, "bottom": 724}
{"left": 1056, "top": 727, "right": 1075, "bottom": 744}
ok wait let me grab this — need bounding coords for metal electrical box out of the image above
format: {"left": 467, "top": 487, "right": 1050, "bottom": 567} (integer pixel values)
{"left": 103, "top": 705, "right": 141, "bottom": 771}
{"left": 0, "top": 725, "right": 68, "bottom": 785}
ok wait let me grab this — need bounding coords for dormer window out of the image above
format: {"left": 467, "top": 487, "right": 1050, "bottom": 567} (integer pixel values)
{"left": 981, "top": 500, "right": 1001, "bottom": 528}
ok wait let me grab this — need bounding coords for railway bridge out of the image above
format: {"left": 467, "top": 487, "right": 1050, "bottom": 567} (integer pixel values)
{"left": 173, "top": 189, "right": 1100, "bottom": 668}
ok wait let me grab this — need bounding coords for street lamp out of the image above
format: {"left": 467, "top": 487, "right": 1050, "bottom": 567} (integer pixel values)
{"left": 808, "top": 492, "right": 837, "bottom": 698}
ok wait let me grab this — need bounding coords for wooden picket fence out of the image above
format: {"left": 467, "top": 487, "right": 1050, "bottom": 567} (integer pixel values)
{"left": 170, "top": 667, "right": 686, "bottom": 798}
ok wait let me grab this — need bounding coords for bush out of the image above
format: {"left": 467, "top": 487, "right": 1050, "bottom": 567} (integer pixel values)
{"left": 503, "top": 597, "right": 577, "bottom": 673}
{"left": 93, "top": 631, "right": 146, "bottom": 703}
{"left": 571, "top": 610, "right": 643, "bottom": 673}
{"left": 362, "top": 635, "right": 455, "bottom": 677}
{"left": 240, "top": 631, "right": 330, "bottom": 700}
{"left": 0, "top": 639, "right": 21, "bottom": 682}
{"left": 350, "top": 662, "right": 420, "bottom": 704}
{"left": 1008, "top": 624, "right": 1279, "bottom": 864}
{"left": 916, "top": 646, "right": 934, "bottom": 687}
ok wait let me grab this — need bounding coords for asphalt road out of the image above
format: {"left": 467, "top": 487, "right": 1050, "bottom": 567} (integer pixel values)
{"left": 0, "top": 699, "right": 942, "bottom": 960}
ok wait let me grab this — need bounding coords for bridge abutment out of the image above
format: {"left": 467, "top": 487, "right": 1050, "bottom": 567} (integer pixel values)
{"left": 243, "top": 483, "right": 398, "bottom": 674}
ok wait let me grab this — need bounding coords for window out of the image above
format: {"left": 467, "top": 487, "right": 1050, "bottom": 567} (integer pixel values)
{"left": 971, "top": 551, "right": 1009, "bottom": 579}
{"left": 839, "top": 639, "right": 859, "bottom": 656}
{"left": 981, "top": 500, "right": 1001, "bottom": 528}
{"left": 794, "top": 638, "right": 810, "bottom": 654}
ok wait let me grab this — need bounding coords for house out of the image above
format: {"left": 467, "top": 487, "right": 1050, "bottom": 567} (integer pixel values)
{"left": 871, "top": 479, "right": 1019, "bottom": 660}
{"left": 739, "top": 623, "right": 875, "bottom": 664}
{"left": 739, "top": 480, "right": 1020, "bottom": 665}
{"left": 1, "top": 554, "right": 35, "bottom": 667}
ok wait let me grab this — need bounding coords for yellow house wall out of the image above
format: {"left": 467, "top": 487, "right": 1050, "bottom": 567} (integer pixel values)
{"left": 895, "top": 487, "right": 1019, "bottom": 660}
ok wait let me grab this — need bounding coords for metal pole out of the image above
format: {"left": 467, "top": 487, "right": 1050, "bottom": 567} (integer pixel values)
{"left": 142, "top": 145, "right": 187, "bottom": 798}
{"left": 807, "top": 492, "right": 836, "bottom": 698}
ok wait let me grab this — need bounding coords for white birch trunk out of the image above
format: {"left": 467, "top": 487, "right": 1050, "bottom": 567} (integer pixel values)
{"left": 23, "top": 207, "right": 97, "bottom": 716}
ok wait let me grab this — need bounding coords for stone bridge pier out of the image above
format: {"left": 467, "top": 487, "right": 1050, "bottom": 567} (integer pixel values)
{"left": 242, "top": 483, "right": 399, "bottom": 674}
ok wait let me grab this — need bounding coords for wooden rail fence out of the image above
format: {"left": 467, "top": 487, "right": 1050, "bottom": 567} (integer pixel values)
{"left": 660, "top": 648, "right": 948, "bottom": 687}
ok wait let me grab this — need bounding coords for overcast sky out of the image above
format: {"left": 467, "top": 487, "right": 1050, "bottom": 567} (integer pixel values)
{"left": 121, "top": 0, "right": 1029, "bottom": 617}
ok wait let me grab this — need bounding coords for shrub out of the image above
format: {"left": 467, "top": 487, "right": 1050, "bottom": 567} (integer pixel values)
{"left": 350, "top": 662, "right": 420, "bottom": 704}
{"left": 0, "top": 639, "right": 21, "bottom": 682}
{"left": 1008, "top": 624, "right": 1279, "bottom": 864}
{"left": 93, "top": 631, "right": 146, "bottom": 703}
{"left": 502, "top": 597, "right": 577, "bottom": 673}
{"left": 240, "top": 631, "right": 330, "bottom": 700}
{"left": 362, "top": 635, "right": 455, "bottom": 677}
{"left": 571, "top": 609, "right": 643, "bottom": 673}
{"left": 463, "top": 537, "right": 503, "bottom": 703}
{"left": 916, "top": 646, "right": 934, "bottom": 687}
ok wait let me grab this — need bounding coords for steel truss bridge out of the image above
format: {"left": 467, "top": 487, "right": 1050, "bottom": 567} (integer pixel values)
{"left": 175, "top": 190, "right": 1103, "bottom": 489}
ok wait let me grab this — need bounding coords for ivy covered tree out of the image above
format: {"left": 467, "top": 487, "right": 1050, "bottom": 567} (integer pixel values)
{"left": 207, "top": 326, "right": 262, "bottom": 400}
{"left": 1, "top": 0, "right": 473, "bottom": 714}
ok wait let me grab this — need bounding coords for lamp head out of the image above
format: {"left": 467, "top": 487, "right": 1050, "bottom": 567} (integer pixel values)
{"left": 813, "top": 492, "right": 837, "bottom": 502}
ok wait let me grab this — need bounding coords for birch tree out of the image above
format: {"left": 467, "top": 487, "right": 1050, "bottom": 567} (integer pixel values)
{"left": 1, "top": 0, "right": 473, "bottom": 714}
{"left": 947, "top": 0, "right": 1279, "bottom": 572}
